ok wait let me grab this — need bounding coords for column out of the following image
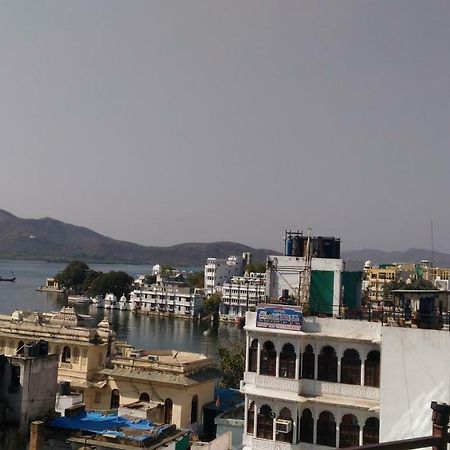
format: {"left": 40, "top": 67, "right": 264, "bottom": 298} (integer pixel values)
{"left": 336, "top": 420, "right": 340, "bottom": 448}
{"left": 253, "top": 401, "right": 258, "bottom": 437}
{"left": 361, "top": 359, "right": 365, "bottom": 386}
{"left": 245, "top": 335, "right": 250, "bottom": 372}
{"left": 359, "top": 425, "right": 364, "bottom": 446}
{"left": 337, "top": 357, "right": 341, "bottom": 383}
{"left": 292, "top": 405, "right": 298, "bottom": 444}
{"left": 295, "top": 351, "right": 300, "bottom": 380}
{"left": 244, "top": 397, "right": 248, "bottom": 435}
{"left": 276, "top": 349, "right": 280, "bottom": 377}
{"left": 313, "top": 413, "right": 317, "bottom": 444}
{"left": 257, "top": 341, "right": 261, "bottom": 374}
{"left": 314, "top": 348, "right": 319, "bottom": 380}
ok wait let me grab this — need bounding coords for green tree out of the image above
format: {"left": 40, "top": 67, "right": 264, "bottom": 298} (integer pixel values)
{"left": 186, "top": 271, "right": 204, "bottom": 290}
{"left": 202, "top": 293, "right": 222, "bottom": 318}
{"left": 55, "top": 261, "right": 90, "bottom": 291}
{"left": 245, "top": 261, "right": 266, "bottom": 273}
{"left": 144, "top": 274, "right": 157, "bottom": 285}
{"left": 86, "top": 271, "right": 134, "bottom": 298}
{"left": 217, "top": 341, "right": 245, "bottom": 389}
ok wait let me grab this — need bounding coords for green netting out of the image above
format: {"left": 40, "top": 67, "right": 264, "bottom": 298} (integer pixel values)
{"left": 342, "top": 271, "right": 363, "bottom": 309}
{"left": 310, "top": 271, "right": 335, "bottom": 314}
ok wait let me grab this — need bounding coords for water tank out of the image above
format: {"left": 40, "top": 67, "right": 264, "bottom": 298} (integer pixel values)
{"left": 285, "top": 236, "right": 293, "bottom": 256}
{"left": 292, "top": 236, "right": 305, "bottom": 257}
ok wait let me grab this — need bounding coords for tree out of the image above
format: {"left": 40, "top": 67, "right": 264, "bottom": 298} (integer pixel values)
{"left": 186, "top": 271, "right": 204, "bottom": 290}
{"left": 86, "top": 271, "right": 134, "bottom": 298}
{"left": 217, "top": 341, "right": 245, "bottom": 389}
{"left": 245, "top": 261, "right": 266, "bottom": 274}
{"left": 55, "top": 261, "right": 90, "bottom": 291}
{"left": 202, "top": 293, "right": 222, "bottom": 319}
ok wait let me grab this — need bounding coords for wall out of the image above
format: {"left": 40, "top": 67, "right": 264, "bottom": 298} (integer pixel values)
{"left": 380, "top": 327, "right": 450, "bottom": 441}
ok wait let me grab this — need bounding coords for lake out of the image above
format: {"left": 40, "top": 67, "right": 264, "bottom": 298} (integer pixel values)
{"left": 0, "top": 259, "right": 244, "bottom": 355}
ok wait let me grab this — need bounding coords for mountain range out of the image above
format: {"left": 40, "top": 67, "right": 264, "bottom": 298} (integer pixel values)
{"left": 0, "top": 209, "right": 448, "bottom": 267}
{"left": 0, "top": 209, "right": 278, "bottom": 266}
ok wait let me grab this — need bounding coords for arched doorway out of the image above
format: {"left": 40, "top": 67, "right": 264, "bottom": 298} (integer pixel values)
{"left": 139, "top": 392, "right": 150, "bottom": 402}
{"left": 318, "top": 346, "right": 337, "bottom": 382}
{"left": 276, "top": 407, "right": 293, "bottom": 443}
{"left": 279, "top": 343, "right": 296, "bottom": 378}
{"left": 365, "top": 350, "right": 380, "bottom": 387}
{"left": 191, "top": 395, "right": 198, "bottom": 424}
{"left": 302, "top": 345, "right": 315, "bottom": 379}
{"left": 260, "top": 341, "right": 276, "bottom": 376}
{"left": 341, "top": 349, "right": 361, "bottom": 385}
{"left": 248, "top": 339, "right": 258, "bottom": 372}
{"left": 363, "top": 417, "right": 380, "bottom": 444}
{"left": 339, "top": 414, "right": 359, "bottom": 447}
{"left": 299, "top": 408, "right": 314, "bottom": 443}
{"left": 257, "top": 404, "right": 274, "bottom": 440}
{"left": 317, "top": 411, "right": 336, "bottom": 447}
{"left": 164, "top": 398, "right": 173, "bottom": 424}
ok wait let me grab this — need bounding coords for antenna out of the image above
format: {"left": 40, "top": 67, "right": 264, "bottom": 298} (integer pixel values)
{"left": 430, "top": 220, "right": 434, "bottom": 268}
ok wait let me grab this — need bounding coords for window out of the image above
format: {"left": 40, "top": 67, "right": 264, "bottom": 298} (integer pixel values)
{"left": 257, "top": 404, "right": 274, "bottom": 440}
{"left": 341, "top": 349, "right": 361, "bottom": 385}
{"left": 365, "top": 350, "right": 380, "bottom": 387}
{"left": 279, "top": 343, "right": 296, "bottom": 379}
{"left": 191, "top": 395, "right": 198, "bottom": 424}
{"left": 363, "top": 417, "right": 379, "bottom": 444}
{"left": 139, "top": 392, "right": 150, "bottom": 402}
{"left": 318, "top": 346, "right": 337, "bottom": 382}
{"left": 62, "top": 346, "right": 71, "bottom": 363}
{"left": 302, "top": 345, "right": 315, "bottom": 379}
{"left": 248, "top": 339, "right": 258, "bottom": 372}
{"left": 317, "top": 411, "right": 336, "bottom": 447}
{"left": 247, "top": 402, "right": 255, "bottom": 434}
{"left": 164, "top": 398, "right": 173, "bottom": 424}
{"left": 260, "top": 341, "right": 276, "bottom": 376}
{"left": 339, "top": 414, "right": 359, "bottom": 447}
{"left": 299, "top": 408, "right": 314, "bottom": 443}
{"left": 110, "top": 389, "right": 120, "bottom": 409}
{"left": 276, "top": 408, "right": 293, "bottom": 443}
{"left": 9, "top": 364, "right": 21, "bottom": 393}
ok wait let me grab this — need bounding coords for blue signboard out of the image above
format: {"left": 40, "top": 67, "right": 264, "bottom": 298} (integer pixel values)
{"left": 256, "top": 305, "right": 303, "bottom": 331}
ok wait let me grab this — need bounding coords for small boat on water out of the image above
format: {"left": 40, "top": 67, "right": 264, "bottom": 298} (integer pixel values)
{"left": 0, "top": 272, "right": 16, "bottom": 282}
{"left": 67, "top": 295, "right": 91, "bottom": 304}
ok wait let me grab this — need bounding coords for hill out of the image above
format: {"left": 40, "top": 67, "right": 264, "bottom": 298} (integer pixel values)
{"left": 342, "top": 248, "right": 450, "bottom": 266}
{"left": 0, "top": 209, "right": 278, "bottom": 266}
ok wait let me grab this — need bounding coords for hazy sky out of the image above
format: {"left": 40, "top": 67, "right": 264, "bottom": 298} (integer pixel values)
{"left": 0, "top": 1, "right": 449, "bottom": 252}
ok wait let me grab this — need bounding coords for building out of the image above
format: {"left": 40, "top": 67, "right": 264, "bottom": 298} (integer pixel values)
{"left": 0, "top": 341, "right": 58, "bottom": 449}
{"left": 205, "top": 254, "right": 250, "bottom": 295}
{"left": 0, "top": 307, "right": 116, "bottom": 408}
{"left": 130, "top": 284, "right": 204, "bottom": 317}
{"left": 221, "top": 273, "right": 266, "bottom": 319}
{"left": 266, "top": 233, "right": 363, "bottom": 314}
{"left": 240, "top": 303, "right": 450, "bottom": 450}
{"left": 100, "top": 348, "right": 220, "bottom": 430}
{"left": 363, "top": 263, "right": 399, "bottom": 303}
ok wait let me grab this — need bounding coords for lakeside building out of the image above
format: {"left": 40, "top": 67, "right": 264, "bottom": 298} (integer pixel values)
{"left": 205, "top": 254, "right": 250, "bottom": 295}
{"left": 221, "top": 273, "right": 266, "bottom": 319}
{"left": 0, "top": 308, "right": 115, "bottom": 408}
{"left": 240, "top": 304, "right": 450, "bottom": 450}
{"left": 0, "top": 342, "right": 58, "bottom": 449}
{"left": 129, "top": 284, "right": 204, "bottom": 317}
{"left": 266, "top": 233, "right": 363, "bottom": 314}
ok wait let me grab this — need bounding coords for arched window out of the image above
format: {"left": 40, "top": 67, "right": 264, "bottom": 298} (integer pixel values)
{"left": 302, "top": 345, "right": 315, "bottom": 379}
{"left": 317, "top": 411, "right": 336, "bottom": 447}
{"left": 339, "top": 414, "right": 359, "bottom": 447}
{"left": 191, "top": 395, "right": 198, "bottom": 424}
{"left": 341, "top": 349, "right": 361, "bottom": 385}
{"left": 164, "top": 398, "right": 173, "bottom": 424}
{"left": 257, "top": 404, "right": 274, "bottom": 440}
{"left": 365, "top": 350, "right": 380, "bottom": 387}
{"left": 247, "top": 402, "right": 255, "bottom": 434}
{"left": 62, "top": 346, "right": 71, "bottom": 363}
{"left": 72, "top": 347, "right": 80, "bottom": 363}
{"left": 16, "top": 341, "right": 25, "bottom": 355}
{"left": 279, "top": 343, "right": 296, "bottom": 379}
{"left": 139, "top": 392, "right": 150, "bottom": 402}
{"left": 249, "top": 339, "right": 258, "bottom": 372}
{"left": 110, "top": 389, "right": 120, "bottom": 409}
{"left": 318, "top": 346, "right": 337, "bottom": 382}
{"left": 276, "top": 407, "right": 293, "bottom": 443}
{"left": 299, "top": 408, "right": 314, "bottom": 443}
{"left": 260, "top": 341, "right": 276, "bottom": 376}
{"left": 363, "top": 417, "right": 379, "bottom": 444}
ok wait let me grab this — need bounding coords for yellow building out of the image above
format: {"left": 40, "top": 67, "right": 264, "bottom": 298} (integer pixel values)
{"left": 0, "top": 307, "right": 115, "bottom": 408}
{"left": 363, "top": 265, "right": 399, "bottom": 302}
{"left": 100, "top": 349, "right": 219, "bottom": 429}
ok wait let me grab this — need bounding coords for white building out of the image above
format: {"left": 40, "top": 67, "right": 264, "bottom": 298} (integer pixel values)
{"left": 240, "top": 305, "right": 450, "bottom": 450}
{"left": 129, "top": 285, "right": 204, "bottom": 317}
{"left": 221, "top": 273, "right": 266, "bottom": 319}
{"left": 204, "top": 255, "right": 247, "bottom": 295}
{"left": 266, "top": 256, "right": 363, "bottom": 315}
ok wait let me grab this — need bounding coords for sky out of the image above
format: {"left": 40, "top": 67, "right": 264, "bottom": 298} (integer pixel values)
{"left": 0, "top": 1, "right": 449, "bottom": 253}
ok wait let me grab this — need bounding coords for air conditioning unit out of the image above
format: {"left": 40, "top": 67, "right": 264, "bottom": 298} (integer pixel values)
{"left": 275, "top": 419, "right": 292, "bottom": 433}
{"left": 147, "top": 355, "right": 159, "bottom": 362}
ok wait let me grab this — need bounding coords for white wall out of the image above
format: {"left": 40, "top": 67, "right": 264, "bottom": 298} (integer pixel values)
{"left": 380, "top": 327, "right": 450, "bottom": 441}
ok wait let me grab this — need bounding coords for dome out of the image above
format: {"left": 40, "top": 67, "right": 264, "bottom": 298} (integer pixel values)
{"left": 152, "top": 264, "right": 161, "bottom": 275}
{"left": 364, "top": 260, "right": 372, "bottom": 268}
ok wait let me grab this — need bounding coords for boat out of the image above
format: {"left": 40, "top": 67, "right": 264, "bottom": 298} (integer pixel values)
{"left": 67, "top": 295, "right": 91, "bottom": 304}
{"left": 0, "top": 272, "right": 16, "bottom": 282}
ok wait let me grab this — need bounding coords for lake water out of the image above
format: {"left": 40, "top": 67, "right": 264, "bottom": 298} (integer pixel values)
{"left": 0, "top": 260, "right": 244, "bottom": 356}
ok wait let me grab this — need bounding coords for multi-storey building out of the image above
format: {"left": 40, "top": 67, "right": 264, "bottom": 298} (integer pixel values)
{"left": 363, "top": 263, "right": 399, "bottom": 303}
{"left": 129, "top": 285, "right": 204, "bottom": 317}
{"left": 240, "top": 304, "right": 450, "bottom": 449}
{"left": 221, "top": 273, "right": 266, "bottom": 318}
{"left": 204, "top": 255, "right": 248, "bottom": 295}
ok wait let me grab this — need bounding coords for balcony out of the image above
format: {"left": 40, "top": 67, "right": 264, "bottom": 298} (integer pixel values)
{"left": 243, "top": 372, "right": 301, "bottom": 395}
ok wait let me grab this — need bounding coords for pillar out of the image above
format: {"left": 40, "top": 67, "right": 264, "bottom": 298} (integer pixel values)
{"left": 337, "top": 357, "right": 341, "bottom": 383}
{"left": 295, "top": 350, "right": 300, "bottom": 380}
{"left": 361, "top": 360, "right": 365, "bottom": 386}
{"left": 253, "top": 401, "right": 258, "bottom": 437}
{"left": 245, "top": 335, "right": 250, "bottom": 372}
{"left": 276, "top": 350, "right": 280, "bottom": 377}
{"left": 29, "top": 421, "right": 45, "bottom": 450}
{"left": 257, "top": 341, "right": 261, "bottom": 374}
